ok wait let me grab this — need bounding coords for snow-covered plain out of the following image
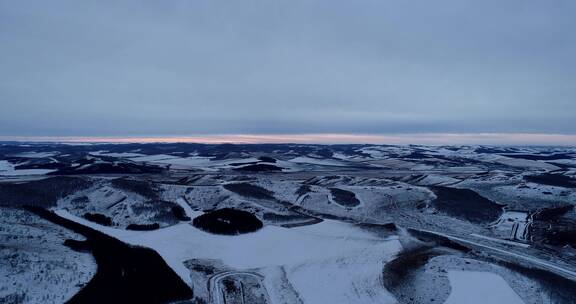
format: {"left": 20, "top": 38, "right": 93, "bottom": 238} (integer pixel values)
{"left": 0, "top": 160, "right": 56, "bottom": 176}
{"left": 2, "top": 143, "right": 576, "bottom": 303}
{"left": 288, "top": 156, "right": 348, "bottom": 167}
{"left": 89, "top": 151, "right": 146, "bottom": 158}
{"left": 55, "top": 209, "right": 403, "bottom": 304}
{"left": 445, "top": 270, "right": 525, "bottom": 304}
{"left": 11, "top": 152, "right": 58, "bottom": 158}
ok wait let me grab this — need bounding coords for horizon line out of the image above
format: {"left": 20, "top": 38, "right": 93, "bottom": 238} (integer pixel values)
{"left": 1, "top": 133, "right": 576, "bottom": 146}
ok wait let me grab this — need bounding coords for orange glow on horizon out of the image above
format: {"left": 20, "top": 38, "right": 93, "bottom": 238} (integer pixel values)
{"left": 1, "top": 133, "right": 575, "bottom": 145}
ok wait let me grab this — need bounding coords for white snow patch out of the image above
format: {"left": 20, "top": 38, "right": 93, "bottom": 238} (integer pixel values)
{"left": 54, "top": 209, "right": 402, "bottom": 303}
{"left": 0, "top": 160, "right": 56, "bottom": 176}
{"left": 0, "top": 169, "right": 56, "bottom": 176}
{"left": 445, "top": 271, "right": 524, "bottom": 304}
{"left": 358, "top": 147, "right": 386, "bottom": 158}
{"left": 129, "top": 154, "right": 180, "bottom": 162}
{"left": 497, "top": 158, "right": 560, "bottom": 170}
{"left": 0, "top": 160, "right": 12, "bottom": 172}
{"left": 175, "top": 197, "right": 204, "bottom": 220}
{"left": 12, "top": 152, "right": 58, "bottom": 158}
{"left": 152, "top": 156, "right": 214, "bottom": 167}
{"left": 289, "top": 156, "right": 347, "bottom": 167}
{"left": 90, "top": 151, "right": 146, "bottom": 158}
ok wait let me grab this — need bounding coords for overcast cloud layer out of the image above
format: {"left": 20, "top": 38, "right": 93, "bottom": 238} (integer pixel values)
{"left": 1, "top": 0, "right": 575, "bottom": 138}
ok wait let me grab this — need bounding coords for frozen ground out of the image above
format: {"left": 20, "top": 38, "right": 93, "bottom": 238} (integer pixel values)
{"left": 0, "top": 208, "right": 96, "bottom": 303}
{"left": 445, "top": 271, "right": 524, "bottom": 304}
{"left": 1, "top": 143, "right": 576, "bottom": 303}
{"left": 55, "top": 209, "right": 403, "bottom": 304}
{"left": 0, "top": 160, "right": 56, "bottom": 176}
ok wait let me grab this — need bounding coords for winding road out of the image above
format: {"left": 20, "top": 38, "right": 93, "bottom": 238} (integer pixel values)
{"left": 416, "top": 228, "right": 576, "bottom": 281}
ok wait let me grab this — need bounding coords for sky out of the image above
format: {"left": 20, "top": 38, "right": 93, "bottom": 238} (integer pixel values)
{"left": 1, "top": 1, "right": 575, "bottom": 144}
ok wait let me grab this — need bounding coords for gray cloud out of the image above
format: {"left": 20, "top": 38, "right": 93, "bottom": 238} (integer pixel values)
{"left": 1, "top": 0, "right": 575, "bottom": 136}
